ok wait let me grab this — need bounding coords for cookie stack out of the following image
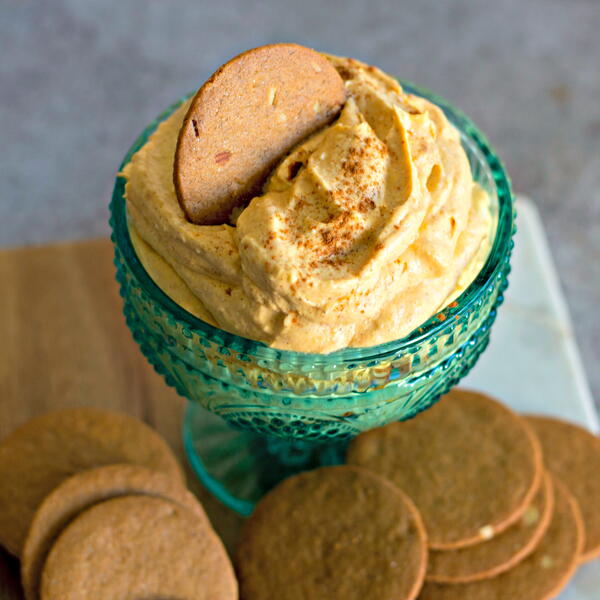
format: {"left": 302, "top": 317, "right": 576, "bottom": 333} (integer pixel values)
{"left": 0, "top": 407, "right": 237, "bottom": 600}
{"left": 347, "top": 389, "right": 599, "bottom": 599}
{"left": 236, "top": 389, "right": 599, "bottom": 600}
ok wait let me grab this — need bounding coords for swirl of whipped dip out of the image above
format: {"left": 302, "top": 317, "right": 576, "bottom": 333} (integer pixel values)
{"left": 124, "top": 55, "right": 492, "bottom": 353}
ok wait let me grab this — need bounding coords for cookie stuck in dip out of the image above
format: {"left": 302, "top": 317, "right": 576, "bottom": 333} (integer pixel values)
{"left": 174, "top": 43, "right": 346, "bottom": 225}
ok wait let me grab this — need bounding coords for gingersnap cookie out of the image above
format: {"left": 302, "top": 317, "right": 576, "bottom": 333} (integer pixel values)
{"left": 427, "top": 471, "right": 554, "bottom": 583}
{"left": 40, "top": 495, "right": 237, "bottom": 600}
{"left": 174, "top": 43, "right": 346, "bottom": 225}
{"left": 22, "top": 464, "right": 209, "bottom": 600}
{"left": 236, "top": 465, "right": 428, "bottom": 600}
{"left": 419, "top": 479, "right": 584, "bottom": 600}
{"left": 347, "top": 389, "right": 543, "bottom": 550}
{"left": 0, "top": 407, "right": 183, "bottom": 556}
{"left": 525, "top": 415, "right": 600, "bottom": 562}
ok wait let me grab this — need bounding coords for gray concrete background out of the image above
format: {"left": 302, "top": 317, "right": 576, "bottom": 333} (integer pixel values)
{"left": 1, "top": 0, "right": 599, "bottom": 406}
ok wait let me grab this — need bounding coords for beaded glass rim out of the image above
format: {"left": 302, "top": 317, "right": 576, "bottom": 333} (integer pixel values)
{"left": 110, "top": 79, "right": 515, "bottom": 364}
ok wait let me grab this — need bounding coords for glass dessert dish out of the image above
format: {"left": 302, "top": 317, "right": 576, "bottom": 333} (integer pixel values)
{"left": 110, "top": 81, "right": 515, "bottom": 515}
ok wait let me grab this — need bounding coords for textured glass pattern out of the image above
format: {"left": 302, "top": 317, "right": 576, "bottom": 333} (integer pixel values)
{"left": 110, "top": 81, "right": 515, "bottom": 443}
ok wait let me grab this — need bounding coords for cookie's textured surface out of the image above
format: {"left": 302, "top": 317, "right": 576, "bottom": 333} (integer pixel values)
{"left": 0, "top": 408, "right": 183, "bottom": 556}
{"left": 236, "top": 465, "right": 427, "bottom": 600}
{"left": 22, "top": 464, "right": 208, "bottom": 600}
{"left": 174, "top": 43, "right": 346, "bottom": 224}
{"left": 427, "top": 471, "right": 554, "bottom": 583}
{"left": 419, "top": 479, "right": 584, "bottom": 600}
{"left": 526, "top": 415, "right": 600, "bottom": 562}
{"left": 347, "top": 389, "right": 543, "bottom": 549}
{"left": 40, "top": 495, "right": 236, "bottom": 600}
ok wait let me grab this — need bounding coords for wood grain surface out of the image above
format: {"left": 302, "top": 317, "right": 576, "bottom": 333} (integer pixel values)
{"left": 0, "top": 238, "right": 243, "bottom": 599}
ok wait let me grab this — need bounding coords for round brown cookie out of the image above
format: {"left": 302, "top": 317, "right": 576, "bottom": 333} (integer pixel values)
{"left": 525, "top": 415, "right": 600, "bottom": 562}
{"left": 236, "top": 465, "right": 428, "bottom": 600}
{"left": 418, "top": 479, "right": 584, "bottom": 600}
{"left": 427, "top": 471, "right": 555, "bottom": 583}
{"left": 40, "top": 495, "right": 236, "bottom": 600}
{"left": 22, "top": 464, "right": 209, "bottom": 600}
{"left": 0, "top": 407, "right": 183, "bottom": 557}
{"left": 346, "top": 388, "right": 543, "bottom": 550}
{"left": 174, "top": 43, "right": 346, "bottom": 225}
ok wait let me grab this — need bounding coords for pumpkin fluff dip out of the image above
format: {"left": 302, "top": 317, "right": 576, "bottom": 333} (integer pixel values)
{"left": 123, "top": 45, "right": 493, "bottom": 353}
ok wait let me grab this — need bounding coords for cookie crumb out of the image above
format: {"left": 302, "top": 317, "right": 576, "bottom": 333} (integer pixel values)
{"left": 521, "top": 506, "right": 540, "bottom": 526}
{"left": 540, "top": 555, "right": 554, "bottom": 569}
{"left": 268, "top": 87, "right": 277, "bottom": 106}
{"left": 479, "top": 525, "right": 494, "bottom": 540}
{"left": 215, "top": 151, "right": 232, "bottom": 165}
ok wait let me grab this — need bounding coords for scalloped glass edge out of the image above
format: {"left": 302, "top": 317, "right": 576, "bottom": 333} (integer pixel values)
{"left": 110, "top": 80, "right": 516, "bottom": 365}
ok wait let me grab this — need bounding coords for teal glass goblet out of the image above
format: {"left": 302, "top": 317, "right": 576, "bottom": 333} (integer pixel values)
{"left": 110, "top": 81, "right": 515, "bottom": 515}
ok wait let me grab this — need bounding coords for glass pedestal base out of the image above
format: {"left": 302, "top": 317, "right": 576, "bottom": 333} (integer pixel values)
{"left": 182, "top": 402, "right": 346, "bottom": 515}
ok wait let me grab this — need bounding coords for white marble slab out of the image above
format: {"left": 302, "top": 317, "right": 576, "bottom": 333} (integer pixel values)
{"left": 464, "top": 197, "right": 599, "bottom": 599}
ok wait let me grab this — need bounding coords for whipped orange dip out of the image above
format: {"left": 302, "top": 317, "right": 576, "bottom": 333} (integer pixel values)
{"left": 124, "top": 56, "right": 493, "bottom": 353}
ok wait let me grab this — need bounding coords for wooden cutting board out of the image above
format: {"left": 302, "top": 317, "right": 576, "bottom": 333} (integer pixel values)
{"left": 0, "top": 238, "right": 243, "bottom": 599}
